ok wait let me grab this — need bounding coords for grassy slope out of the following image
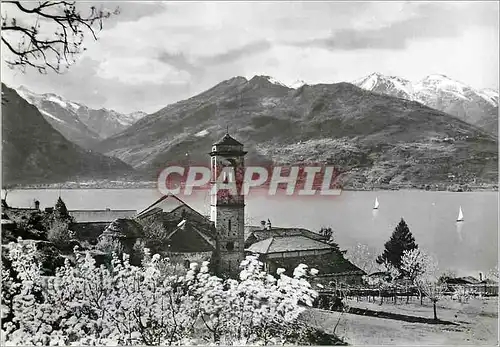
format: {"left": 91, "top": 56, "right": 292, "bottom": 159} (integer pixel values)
{"left": 301, "top": 297, "right": 498, "bottom": 345}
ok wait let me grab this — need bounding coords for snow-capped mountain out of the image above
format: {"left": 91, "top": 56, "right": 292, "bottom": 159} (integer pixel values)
{"left": 288, "top": 79, "right": 307, "bottom": 89}
{"left": 264, "top": 76, "right": 289, "bottom": 87}
{"left": 353, "top": 72, "right": 415, "bottom": 101}
{"left": 353, "top": 73, "right": 498, "bottom": 135}
{"left": 16, "top": 86, "right": 147, "bottom": 148}
{"left": 2, "top": 84, "right": 134, "bottom": 185}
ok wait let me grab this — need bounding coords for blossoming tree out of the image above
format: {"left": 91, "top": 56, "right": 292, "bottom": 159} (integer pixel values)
{"left": 1, "top": 238, "right": 320, "bottom": 346}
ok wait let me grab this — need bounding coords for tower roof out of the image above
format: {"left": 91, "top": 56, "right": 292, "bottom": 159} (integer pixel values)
{"left": 213, "top": 133, "right": 243, "bottom": 146}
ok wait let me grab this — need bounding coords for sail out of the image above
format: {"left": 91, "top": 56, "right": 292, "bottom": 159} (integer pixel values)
{"left": 457, "top": 206, "right": 464, "bottom": 221}
{"left": 374, "top": 197, "right": 379, "bottom": 209}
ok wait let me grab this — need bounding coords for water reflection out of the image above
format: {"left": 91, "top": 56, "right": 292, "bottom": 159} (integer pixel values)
{"left": 456, "top": 221, "right": 464, "bottom": 242}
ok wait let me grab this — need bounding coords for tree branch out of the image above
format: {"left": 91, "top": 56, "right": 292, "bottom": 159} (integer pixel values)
{"left": 1, "top": 0, "right": 118, "bottom": 73}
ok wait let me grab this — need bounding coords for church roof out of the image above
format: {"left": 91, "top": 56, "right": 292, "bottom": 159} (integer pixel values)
{"left": 245, "top": 235, "right": 333, "bottom": 254}
{"left": 137, "top": 195, "right": 185, "bottom": 217}
{"left": 213, "top": 133, "right": 243, "bottom": 146}
{"left": 137, "top": 194, "right": 208, "bottom": 222}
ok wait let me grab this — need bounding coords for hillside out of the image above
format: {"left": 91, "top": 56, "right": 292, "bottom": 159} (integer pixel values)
{"left": 97, "top": 76, "right": 498, "bottom": 189}
{"left": 1, "top": 84, "right": 135, "bottom": 185}
{"left": 17, "top": 86, "right": 147, "bottom": 148}
{"left": 353, "top": 73, "right": 499, "bottom": 135}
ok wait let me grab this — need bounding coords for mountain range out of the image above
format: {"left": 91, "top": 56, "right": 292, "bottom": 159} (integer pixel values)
{"left": 353, "top": 73, "right": 498, "bottom": 135}
{"left": 16, "top": 86, "right": 147, "bottom": 149}
{"left": 1, "top": 84, "right": 135, "bottom": 185}
{"left": 96, "top": 75, "right": 498, "bottom": 188}
{"left": 3, "top": 74, "right": 498, "bottom": 188}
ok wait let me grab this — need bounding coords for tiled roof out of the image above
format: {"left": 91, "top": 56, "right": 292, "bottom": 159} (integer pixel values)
{"left": 69, "top": 209, "right": 137, "bottom": 223}
{"left": 137, "top": 194, "right": 207, "bottom": 222}
{"left": 446, "top": 276, "right": 482, "bottom": 285}
{"left": 164, "top": 219, "right": 215, "bottom": 252}
{"left": 245, "top": 235, "right": 333, "bottom": 254}
{"left": 213, "top": 133, "right": 243, "bottom": 146}
{"left": 268, "top": 251, "right": 365, "bottom": 276}
{"left": 137, "top": 195, "right": 185, "bottom": 217}
{"left": 460, "top": 276, "right": 481, "bottom": 284}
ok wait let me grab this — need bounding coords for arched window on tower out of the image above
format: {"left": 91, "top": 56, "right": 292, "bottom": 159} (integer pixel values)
{"left": 228, "top": 219, "right": 231, "bottom": 232}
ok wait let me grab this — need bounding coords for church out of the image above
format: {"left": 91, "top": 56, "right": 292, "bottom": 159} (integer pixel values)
{"left": 2, "top": 131, "right": 364, "bottom": 283}
{"left": 133, "top": 132, "right": 365, "bottom": 283}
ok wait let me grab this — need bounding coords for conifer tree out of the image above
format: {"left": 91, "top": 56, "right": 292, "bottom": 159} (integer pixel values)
{"left": 53, "top": 197, "right": 73, "bottom": 224}
{"left": 54, "top": 197, "right": 69, "bottom": 218}
{"left": 376, "top": 218, "right": 418, "bottom": 273}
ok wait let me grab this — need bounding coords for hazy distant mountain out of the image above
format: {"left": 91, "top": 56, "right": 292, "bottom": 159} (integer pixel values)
{"left": 353, "top": 73, "right": 499, "bottom": 135}
{"left": 2, "top": 84, "right": 135, "bottom": 185}
{"left": 17, "top": 86, "right": 147, "bottom": 148}
{"left": 97, "top": 75, "right": 498, "bottom": 188}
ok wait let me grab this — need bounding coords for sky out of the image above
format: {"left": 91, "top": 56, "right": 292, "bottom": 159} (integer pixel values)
{"left": 1, "top": 1, "right": 499, "bottom": 114}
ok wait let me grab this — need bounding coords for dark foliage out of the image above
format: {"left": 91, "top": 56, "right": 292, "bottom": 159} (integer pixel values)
{"left": 54, "top": 197, "right": 73, "bottom": 223}
{"left": 46, "top": 220, "right": 74, "bottom": 251}
{"left": 313, "top": 294, "right": 344, "bottom": 311}
{"left": 34, "top": 241, "right": 66, "bottom": 275}
{"left": 376, "top": 218, "right": 418, "bottom": 272}
{"left": 281, "top": 321, "right": 347, "bottom": 346}
{"left": 319, "top": 227, "right": 340, "bottom": 250}
{"left": 15, "top": 211, "right": 49, "bottom": 241}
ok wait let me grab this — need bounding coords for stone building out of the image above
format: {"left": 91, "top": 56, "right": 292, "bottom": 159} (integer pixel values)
{"left": 118, "top": 132, "right": 362, "bottom": 282}
{"left": 133, "top": 132, "right": 248, "bottom": 276}
{"left": 209, "top": 133, "right": 247, "bottom": 274}
{"left": 69, "top": 208, "right": 137, "bottom": 245}
{"left": 245, "top": 234, "right": 365, "bottom": 285}
{"left": 136, "top": 194, "right": 216, "bottom": 267}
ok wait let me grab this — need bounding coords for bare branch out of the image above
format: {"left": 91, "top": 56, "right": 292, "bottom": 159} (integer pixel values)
{"left": 1, "top": 0, "right": 118, "bottom": 73}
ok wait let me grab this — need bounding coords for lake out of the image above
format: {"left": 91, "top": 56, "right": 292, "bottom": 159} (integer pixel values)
{"left": 5, "top": 188, "right": 498, "bottom": 278}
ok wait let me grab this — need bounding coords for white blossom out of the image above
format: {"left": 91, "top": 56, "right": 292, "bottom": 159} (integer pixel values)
{"left": 2, "top": 240, "right": 319, "bottom": 346}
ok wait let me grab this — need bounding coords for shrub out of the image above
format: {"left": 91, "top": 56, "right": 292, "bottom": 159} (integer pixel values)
{"left": 46, "top": 221, "right": 72, "bottom": 251}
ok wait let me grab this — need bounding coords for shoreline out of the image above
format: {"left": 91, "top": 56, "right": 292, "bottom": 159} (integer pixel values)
{"left": 5, "top": 182, "right": 498, "bottom": 193}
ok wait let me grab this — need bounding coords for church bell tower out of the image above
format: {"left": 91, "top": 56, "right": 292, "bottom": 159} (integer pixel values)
{"left": 209, "top": 131, "right": 247, "bottom": 275}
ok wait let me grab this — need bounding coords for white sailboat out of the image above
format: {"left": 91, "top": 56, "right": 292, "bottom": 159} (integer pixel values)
{"left": 456, "top": 206, "right": 464, "bottom": 222}
{"left": 373, "top": 197, "right": 379, "bottom": 210}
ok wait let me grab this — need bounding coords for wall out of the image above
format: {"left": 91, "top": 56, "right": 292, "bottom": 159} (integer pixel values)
{"left": 69, "top": 210, "right": 137, "bottom": 223}
{"left": 163, "top": 251, "right": 213, "bottom": 268}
